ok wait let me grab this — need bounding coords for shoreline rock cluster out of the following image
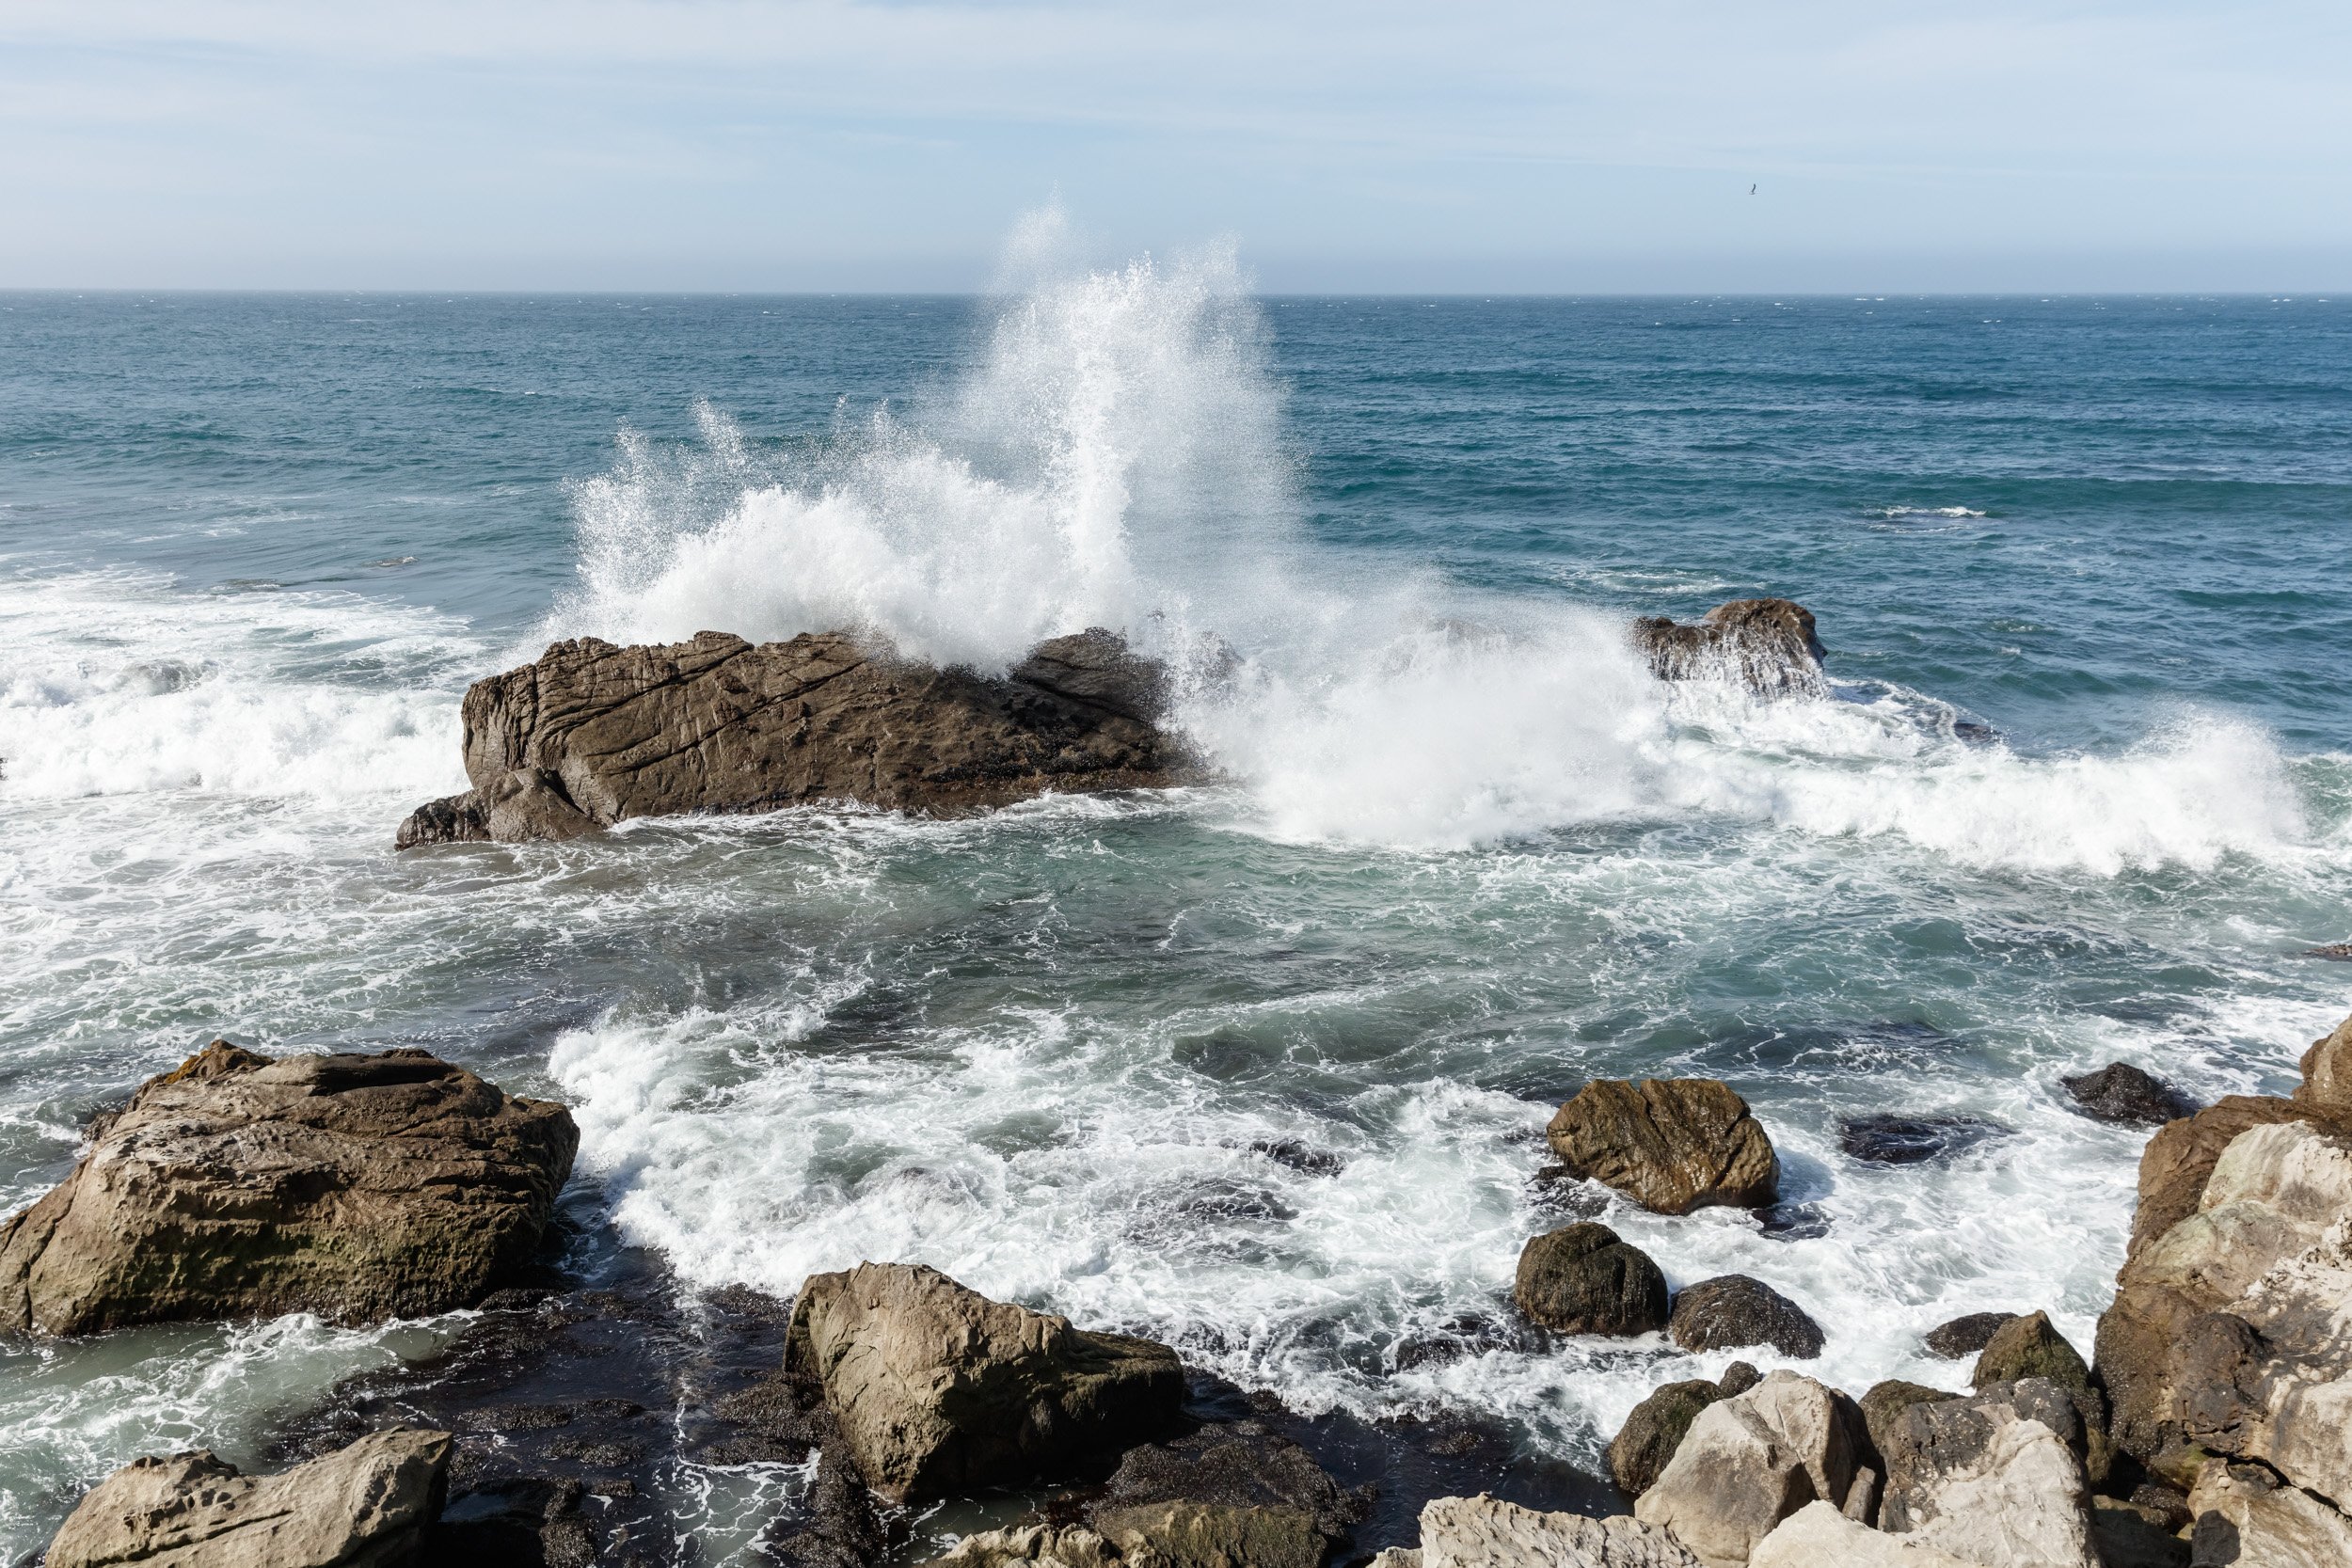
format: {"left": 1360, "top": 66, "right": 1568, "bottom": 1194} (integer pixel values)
{"left": 10, "top": 1014, "right": 2349, "bottom": 1564}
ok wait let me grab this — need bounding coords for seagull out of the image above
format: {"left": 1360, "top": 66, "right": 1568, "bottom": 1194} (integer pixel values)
{"left": 1749, "top": 184, "right": 1757, "bottom": 196}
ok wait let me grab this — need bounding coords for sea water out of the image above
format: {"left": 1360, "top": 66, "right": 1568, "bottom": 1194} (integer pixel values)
{"left": 2, "top": 253, "right": 2349, "bottom": 1556}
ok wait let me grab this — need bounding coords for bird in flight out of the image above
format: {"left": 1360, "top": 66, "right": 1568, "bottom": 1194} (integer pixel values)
{"left": 1749, "top": 184, "right": 1757, "bottom": 196}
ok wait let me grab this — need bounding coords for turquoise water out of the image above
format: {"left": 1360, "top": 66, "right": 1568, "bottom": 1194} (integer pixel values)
{"left": 2, "top": 272, "right": 2348, "bottom": 1554}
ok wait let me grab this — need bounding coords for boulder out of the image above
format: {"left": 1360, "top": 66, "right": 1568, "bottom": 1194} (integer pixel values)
{"left": 1629, "top": 599, "right": 1826, "bottom": 698}
{"left": 0, "top": 1043, "right": 577, "bottom": 1335}
{"left": 1634, "top": 1370, "right": 1864, "bottom": 1567}
{"left": 1749, "top": 1501, "right": 1979, "bottom": 1568}
{"left": 1545, "top": 1081, "right": 1778, "bottom": 1215}
{"left": 2097, "top": 1117, "right": 2352, "bottom": 1478}
{"left": 397, "top": 626, "right": 1184, "bottom": 846}
{"left": 1417, "top": 1495, "right": 1698, "bottom": 1568}
{"left": 2186, "top": 1457, "right": 2352, "bottom": 1568}
{"left": 2304, "top": 942, "right": 2352, "bottom": 960}
{"left": 1084, "top": 1418, "right": 1368, "bottom": 1563}
{"left": 1610, "top": 1380, "right": 1726, "bottom": 1498}
{"left": 1667, "top": 1276, "right": 1823, "bottom": 1359}
{"left": 45, "top": 1428, "right": 450, "bottom": 1568}
{"left": 1920, "top": 1313, "right": 2015, "bottom": 1360}
{"left": 1856, "top": 1383, "right": 1955, "bottom": 1470}
{"left": 1716, "top": 1362, "right": 1762, "bottom": 1398}
{"left": 2122, "top": 1094, "right": 2321, "bottom": 1260}
{"left": 1513, "top": 1224, "right": 1670, "bottom": 1337}
{"left": 2059, "top": 1063, "right": 2198, "bottom": 1129}
{"left": 1876, "top": 1380, "right": 2099, "bottom": 1568}
{"left": 2296, "top": 1012, "right": 2352, "bottom": 1120}
{"left": 782, "top": 1261, "right": 1184, "bottom": 1504}
{"left": 1836, "top": 1115, "right": 2008, "bottom": 1166}
{"left": 1969, "top": 1312, "right": 2109, "bottom": 1483}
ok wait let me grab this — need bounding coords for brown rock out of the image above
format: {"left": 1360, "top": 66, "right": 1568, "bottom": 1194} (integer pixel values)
{"left": 1545, "top": 1080, "right": 1779, "bottom": 1215}
{"left": 783, "top": 1261, "right": 1184, "bottom": 1504}
{"left": 0, "top": 1043, "right": 577, "bottom": 1336}
{"left": 2124, "top": 1094, "right": 2317, "bottom": 1260}
{"left": 45, "top": 1428, "right": 451, "bottom": 1568}
{"left": 1971, "top": 1310, "right": 2110, "bottom": 1484}
{"left": 1630, "top": 599, "right": 1826, "bottom": 698}
{"left": 398, "top": 626, "right": 1185, "bottom": 846}
{"left": 1857, "top": 1382, "right": 1957, "bottom": 1471}
{"left": 1609, "top": 1380, "right": 1726, "bottom": 1499}
{"left": 1921, "top": 1311, "right": 2017, "bottom": 1360}
{"left": 1666, "top": 1275, "right": 1823, "bottom": 1359}
{"left": 1513, "top": 1223, "right": 1670, "bottom": 1338}
{"left": 2296, "top": 1012, "right": 2352, "bottom": 1120}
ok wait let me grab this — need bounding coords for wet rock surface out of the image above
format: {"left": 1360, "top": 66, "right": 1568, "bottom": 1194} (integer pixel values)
{"left": 1665, "top": 1275, "right": 1824, "bottom": 1360}
{"left": 1836, "top": 1113, "right": 2010, "bottom": 1165}
{"left": 2060, "top": 1063, "right": 2199, "bottom": 1128}
{"left": 397, "top": 627, "right": 1186, "bottom": 846}
{"left": 1545, "top": 1080, "right": 1778, "bottom": 1215}
{"left": 1512, "top": 1224, "right": 1670, "bottom": 1338}
{"left": 1629, "top": 598, "right": 1827, "bottom": 698}
{"left": 0, "top": 1041, "right": 577, "bottom": 1336}
{"left": 1921, "top": 1310, "right": 2018, "bottom": 1360}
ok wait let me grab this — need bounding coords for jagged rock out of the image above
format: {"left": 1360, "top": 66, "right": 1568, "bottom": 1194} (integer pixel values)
{"left": 1969, "top": 1312, "right": 2109, "bottom": 1484}
{"left": 1748, "top": 1501, "right": 1979, "bottom": 1567}
{"left": 1877, "top": 1379, "right": 2099, "bottom": 1568}
{"left": 2186, "top": 1457, "right": 2352, "bottom": 1567}
{"left": 930, "top": 1523, "right": 1119, "bottom": 1568}
{"left": 932, "top": 1506, "right": 1326, "bottom": 1568}
{"left": 1610, "top": 1381, "right": 1726, "bottom": 1498}
{"left": 782, "top": 1261, "right": 1184, "bottom": 1504}
{"left": 1545, "top": 1080, "right": 1778, "bottom": 1215}
{"left": 1513, "top": 1224, "right": 1669, "bottom": 1337}
{"left": 2060, "top": 1063, "right": 2198, "bottom": 1128}
{"left": 1417, "top": 1495, "right": 1698, "bottom": 1568}
{"left": 396, "top": 626, "right": 1184, "bottom": 846}
{"left": 1630, "top": 599, "right": 1827, "bottom": 698}
{"left": 2296, "top": 1012, "right": 2352, "bottom": 1120}
{"left": 1634, "top": 1370, "right": 1865, "bottom": 1567}
{"left": 1857, "top": 1383, "right": 1955, "bottom": 1470}
{"left": 0, "top": 1042, "right": 577, "bottom": 1335}
{"left": 1836, "top": 1115, "right": 2008, "bottom": 1166}
{"left": 45, "top": 1428, "right": 450, "bottom": 1568}
{"left": 1667, "top": 1276, "right": 1823, "bottom": 1359}
{"left": 2122, "top": 1094, "right": 2323, "bottom": 1260}
{"left": 2097, "top": 1117, "right": 2352, "bottom": 1480}
{"left": 1921, "top": 1312, "right": 2015, "bottom": 1360}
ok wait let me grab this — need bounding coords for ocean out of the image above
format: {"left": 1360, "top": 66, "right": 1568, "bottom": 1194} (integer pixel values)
{"left": 3, "top": 264, "right": 2349, "bottom": 1558}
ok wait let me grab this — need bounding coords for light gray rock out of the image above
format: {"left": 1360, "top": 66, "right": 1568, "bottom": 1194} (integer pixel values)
{"left": 1633, "top": 1371, "right": 1862, "bottom": 1568}
{"left": 1418, "top": 1496, "right": 1697, "bottom": 1568}
{"left": 784, "top": 1261, "right": 1184, "bottom": 1504}
{"left": 1748, "top": 1502, "right": 1978, "bottom": 1567}
{"left": 2186, "top": 1458, "right": 2352, "bottom": 1568}
{"left": 1876, "top": 1380, "right": 2098, "bottom": 1568}
{"left": 929, "top": 1504, "right": 1329, "bottom": 1568}
{"left": 45, "top": 1428, "right": 450, "bottom": 1568}
{"left": 0, "top": 1042, "right": 577, "bottom": 1335}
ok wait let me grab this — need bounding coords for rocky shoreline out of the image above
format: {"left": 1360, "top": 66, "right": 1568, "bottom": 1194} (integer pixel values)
{"left": 17, "top": 1009, "right": 2352, "bottom": 1566}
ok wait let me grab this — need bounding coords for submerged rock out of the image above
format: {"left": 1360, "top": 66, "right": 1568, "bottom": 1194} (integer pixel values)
{"left": 2301, "top": 941, "right": 2352, "bottom": 960}
{"left": 1666, "top": 1275, "right": 1824, "bottom": 1360}
{"left": 397, "top": 626, "right": 1184, "bottom": 846}
{"left": 1629, "top": 598, "right": 1827, "bottom": 698}
{"left": 1546, "top": 1080, "right": 1779, "bottom": 1215}
{"left": 2060, "top": 1062, "right": 2199, "bottom": 1128}
{"left": 1513, "top": 1223, "right": 1670, "bottom": 1338}
{"left": 1634, "top": 1370, "right": 1867, "bottom": 1566}
{"left": 0, "top": 1041, "right": 577, "bottom": 1335}
{"left": 1836, "top": 1113, "right": 2009, "bottom": 1166}
{"left": 46, "top": 1428, "right": 451, "bottom": 1568}
{"left": 784, "top": 1260, "right": 1184, "bottom": 1504}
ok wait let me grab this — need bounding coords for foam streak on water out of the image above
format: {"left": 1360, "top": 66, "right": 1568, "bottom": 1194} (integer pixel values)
{"left": 2, "top": 261, "right": 2350, "bottom": 1559}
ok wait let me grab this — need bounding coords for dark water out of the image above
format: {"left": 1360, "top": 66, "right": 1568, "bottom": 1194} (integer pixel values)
{"left": 2, "top": 281, "right": 2348, "bottom": 1558}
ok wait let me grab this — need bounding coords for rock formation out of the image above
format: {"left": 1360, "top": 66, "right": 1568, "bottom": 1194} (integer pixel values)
{"left": 1633, "top": 1371, "right": 1867, "bottom": 1567}
{"left": 783, "top": 1261, "right": 1184, "bottom": 1505}
{"left": 1875, "top": 1378, "right": 2101, "bottom": 1568}
{"left": 1629, "top": 599, "right": 1827, "bottom": 698}
{"left": 1921, "top": 1312, "right": 2016, "bottom": 1360}
{"left": 45, "top": 1428, "right": 450, "bottom": 1568}
{"left": 1513, "top": 1223, "right": 1670, "bottom": 1338}
{"left": 1611, "top": 1381, "right": 1728, "bottom": 1499}
{"left": 1748, "top": 1501, "right": 1978, "bottom": 1567}
{"left": 0, "top": 1042, "right": 577, "bottom": 1336}
{"left": 1666, "top": 1276, "right": 1823, "bottom": 1360}
{"left": 397, "top": 626, "right": 1185, "bottom": 847}
{"left": 1412, "top": 1495, "right": 1698, "bottom": 1568}
{"left": 1545, "top": 1080, "right": 1778, "bottom": 1214}
{"left": 1968, "top": 1312, "right": 2108, "bottom": 1485}
{"left": 2058, "top": 1063, "right": 2198, "bottom": 1129}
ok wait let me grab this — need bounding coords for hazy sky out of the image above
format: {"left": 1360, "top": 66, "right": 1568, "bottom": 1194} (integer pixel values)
{"left": 5, "top": 0, "right": 2349, "bottom": 291}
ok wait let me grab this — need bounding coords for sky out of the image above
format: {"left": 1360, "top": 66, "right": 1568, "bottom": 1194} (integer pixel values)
{"left": 3, "top": 0, "right": 2349, "bottom": 292}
